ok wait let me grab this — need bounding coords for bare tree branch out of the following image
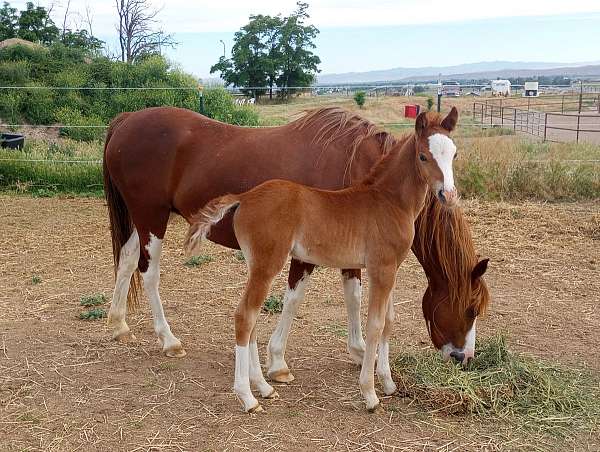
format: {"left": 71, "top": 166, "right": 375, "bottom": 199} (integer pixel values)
{"left": 115, "top": 0, "right": 175, "bottom": 63}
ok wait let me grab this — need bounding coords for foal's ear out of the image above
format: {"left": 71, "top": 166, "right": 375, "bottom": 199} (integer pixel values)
{"left": 441, "top": 107, "right": 459, "bottom": 132}
{"left": 415, "top": 112, "right": 428, "bottom": 137}
{"left": 471, "top": 258, "right": 489, "bottom": 281}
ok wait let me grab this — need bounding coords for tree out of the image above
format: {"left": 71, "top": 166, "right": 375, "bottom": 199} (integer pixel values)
{"left": 0, "top": 2, "right": 17, "bottom": 40}
{"left": 211, "top": 14, "right": 283, "bottom": 99}
{"left": 16, "top": 2, "right": 59, "bottom": 45}
{"left": 115, "top": 0, "right": 175, "bottom": 63}
{"left": 353, "top": 91, "right": 365, "bottom": 109}
{"left": 276, "top": 2, "right": 320, "bottom": 97}
{"left": 211, "top": 2, "right": 320, "bottom": 100}
{"left": 62, "top": 29, "right": 104, "bottom": 54}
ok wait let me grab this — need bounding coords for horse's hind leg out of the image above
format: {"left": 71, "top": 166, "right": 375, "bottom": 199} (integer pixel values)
{"left": 376, "top": 295, "right": 397, "bottom": 395}
{"left": 108, "top": 230, "right": 140, "bottom": 341}
{"left": 267, "top": 259, "right": 314, "bottom": 383}
{"left": 342, "top": 269, "right": 366, "bottom": 365}
{"left": 138, "top": 228, "right": 185, "bottom": 358}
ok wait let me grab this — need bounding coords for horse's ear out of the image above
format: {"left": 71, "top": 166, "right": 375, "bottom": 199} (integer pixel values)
{"left": 441, "top": 107, "right": 458, "bottom": 132}
{"left": 415, "top": 112, "right": 428, "bottom": 137}
{"left": 471, "top": 258, "right": 489, "bottom": 281}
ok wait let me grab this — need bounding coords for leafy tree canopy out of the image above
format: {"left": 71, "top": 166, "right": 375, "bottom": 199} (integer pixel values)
{"left": 211, "top": 2, "right": 320, "bottom": 98}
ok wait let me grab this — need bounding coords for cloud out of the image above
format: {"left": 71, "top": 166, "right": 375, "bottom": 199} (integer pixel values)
{"left": 9, "top": 0, "right": 600, "bottom": 35}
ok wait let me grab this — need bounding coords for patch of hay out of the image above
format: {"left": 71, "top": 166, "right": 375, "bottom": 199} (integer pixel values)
{"left": 392, "top": 335, "right": 600, "bottom": 438}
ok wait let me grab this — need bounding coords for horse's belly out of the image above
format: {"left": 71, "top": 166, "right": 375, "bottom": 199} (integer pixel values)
{"left": 291, "top": 242, "right": 365, "bottom": 269}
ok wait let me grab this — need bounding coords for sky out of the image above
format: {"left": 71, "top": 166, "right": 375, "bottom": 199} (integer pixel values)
{"left": 10, "top": 1, "right": 600, "bottom": 78}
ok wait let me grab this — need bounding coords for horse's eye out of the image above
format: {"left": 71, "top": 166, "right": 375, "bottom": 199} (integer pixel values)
{"left": 419, "top": 153, "right": 427, "bottom": 162}
{"left": 453, "top": 153, "right": 458, "bottom": 160}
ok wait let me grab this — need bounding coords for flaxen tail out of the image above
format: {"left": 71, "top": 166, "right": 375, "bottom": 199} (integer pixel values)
{"left": 103, "top": 112, "right": 142, "bottom": 312}
{"left": 184, "top": 195, "right": 241, "bottom": 256}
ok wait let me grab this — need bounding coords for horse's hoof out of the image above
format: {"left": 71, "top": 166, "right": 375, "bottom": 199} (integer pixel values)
{"left": 263, "top": 389, "right": 279, "bottom": 400}
{"left": 164, "top": 346, "right": 187, "bottom": 358}
{"left": 247, "top": 403, "right": 264, "bottom": 414}
{"left": 268, "top": 369, "right": 295, "bottom": 383}
{"left": 113, "top": 331, "right": 136, "bottom": 343}
{"left": 367, "top": 402, "right": 384, "bottom": 414}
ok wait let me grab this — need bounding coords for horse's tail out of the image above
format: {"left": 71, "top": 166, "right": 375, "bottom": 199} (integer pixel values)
{"left": 184, "top": 195, "right": 241, "bottom": 256}
{"left": 103, "top": 112, "right": 142, "bottom": 312}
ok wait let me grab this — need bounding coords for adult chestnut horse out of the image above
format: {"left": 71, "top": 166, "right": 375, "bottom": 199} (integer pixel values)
{"left": 103, "top": 106, "right": 489, "bottom": 367}
{"left": 184, "top": 109, "right": 468, "bottom": 412}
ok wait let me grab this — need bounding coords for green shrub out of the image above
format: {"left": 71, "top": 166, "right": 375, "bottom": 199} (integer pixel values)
{"left": 353, "top": 91, "right": 366, "bottom": 108}
{"left": 426, "top": 97, "right": 434, "bottom": 111}
{"left": 55, "top": 107, "right": 105, "bottom": 141}
{"left": 0, "top": 90, "right": 22, "bottom": 123}
{"left": 203, "top": 87, "right": 260, "bottom": 126}
{"left": 20, "top": 85, "right": 55, "bottom": 124}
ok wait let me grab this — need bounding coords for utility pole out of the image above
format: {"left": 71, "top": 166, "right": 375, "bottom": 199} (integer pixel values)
{"left": 219, "top": 39, "right": 226, "bottom": 58}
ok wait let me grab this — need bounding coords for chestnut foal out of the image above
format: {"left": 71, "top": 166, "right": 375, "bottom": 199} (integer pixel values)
{"left": 185, "top": 109, "right": 460, "bottom": 412}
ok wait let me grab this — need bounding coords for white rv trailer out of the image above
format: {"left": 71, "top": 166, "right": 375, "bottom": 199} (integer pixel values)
{"left": 491, "top": 79, "right": 511, "bottom": 96}
{"left": 524, "top": 81, "right": 539, "bottom": 97}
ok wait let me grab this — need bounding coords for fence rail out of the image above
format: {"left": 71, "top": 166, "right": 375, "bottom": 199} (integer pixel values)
{"left": 472, "top": 100, "right": 600, "bottom": 144}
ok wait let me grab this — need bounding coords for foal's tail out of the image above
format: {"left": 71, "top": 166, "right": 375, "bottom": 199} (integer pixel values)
{"left": 103, "top": 112, "right": 142, "bottom": 312}
{"left": 184, "top": 195, "right": 241, "bottom": 256}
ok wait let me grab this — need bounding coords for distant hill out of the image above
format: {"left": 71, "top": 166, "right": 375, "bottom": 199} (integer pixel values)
{"left": 317, "top": 61, "right": 600, "bottom": 84}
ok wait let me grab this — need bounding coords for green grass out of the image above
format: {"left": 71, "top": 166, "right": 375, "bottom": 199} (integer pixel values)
{"left": 262, "top": 294, "right": 283, "bottom": 314}
{"left": 31, "top": 275, "right": 42, "bottom": 285}
{"left": 392, "top": 335, "right": 600, "bottom": 441}
{"left": 184, "top": 254, "right": 214, "bottom": 268}
{"left": 80, "top": 293, "right": 107, "bottom": 307}
{"left": 78, "top": 308, "right": 107, "bottom": 320}
{"left": 234, "top": 250, "right": 245, "bottom": 262}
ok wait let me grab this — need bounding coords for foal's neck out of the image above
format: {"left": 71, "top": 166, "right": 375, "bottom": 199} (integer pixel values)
{"left": 363, "top": 134, "right": 427, "bottom": 216}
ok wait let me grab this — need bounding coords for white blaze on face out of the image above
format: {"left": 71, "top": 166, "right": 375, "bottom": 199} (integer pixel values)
{"left": 441, "top": 318, "right": 477, "bottom": 364}
{"left": 428, "top": 133, "right": 457, "bottom": 193}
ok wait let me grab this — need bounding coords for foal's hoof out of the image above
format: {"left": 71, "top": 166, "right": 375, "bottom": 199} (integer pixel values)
{"left": 247, "top": 403, "right": 264, "bottom": 414}
{"left": 263, "top": 389, "right": 279, "bottom": 400}
{"left": 367, "top": 402, "right": 384, "bottom": 414}
{"left": 268, "top": 368, "right": 295, "bottom": 384}
{"left": 164, "top": 345, "right": 187, "bottom": 358}
{"left": 113, "top": 331, "right": 137, "bottom": 343}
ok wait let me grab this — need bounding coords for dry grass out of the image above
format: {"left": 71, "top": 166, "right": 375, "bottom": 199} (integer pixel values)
{"left": 1, "top": 196, "right": 599, "bottom": 451}
{"left": 393, "top": 335, "right": 600, "bottom": 441}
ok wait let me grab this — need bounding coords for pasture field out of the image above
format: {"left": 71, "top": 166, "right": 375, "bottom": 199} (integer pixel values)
{"left": 1, "top": 196, "right": 599, "bottom": 451}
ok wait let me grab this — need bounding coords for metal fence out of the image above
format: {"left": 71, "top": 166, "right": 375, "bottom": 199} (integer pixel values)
{"left": 472, "top": 100, "right": 600, "bottom": 144}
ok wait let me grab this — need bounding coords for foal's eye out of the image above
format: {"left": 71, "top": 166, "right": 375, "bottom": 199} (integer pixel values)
{"left": 419, "top": 153, "right": 427, "bottom": 162}
{"left": 453, "top": 153, "right": 458, "bottom": 160}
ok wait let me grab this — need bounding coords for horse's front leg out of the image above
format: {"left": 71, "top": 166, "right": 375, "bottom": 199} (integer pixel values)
{"left": 359, "top": 265, "right": 397, "bottom": 412}
{"left": 341, "top": 269, "right": 366, "bottom": 365}
{"left": 267, "top": 259, "right": 314, "bottom": 383}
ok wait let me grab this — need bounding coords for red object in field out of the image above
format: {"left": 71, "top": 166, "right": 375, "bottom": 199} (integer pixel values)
{"left": 404, "top": 104, "right": 420, "bottom": 118}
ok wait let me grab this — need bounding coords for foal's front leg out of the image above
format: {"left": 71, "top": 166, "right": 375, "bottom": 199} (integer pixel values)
{"left": 359, "top": 266, "right": 397, "bottom": 411}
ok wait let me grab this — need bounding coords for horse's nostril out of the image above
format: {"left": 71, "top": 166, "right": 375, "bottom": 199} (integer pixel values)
{"left": 450, "top": 351, "right": 465, "bottom": 364}
{"left": 438, "top": 190, "right": 446, "bottom": 202}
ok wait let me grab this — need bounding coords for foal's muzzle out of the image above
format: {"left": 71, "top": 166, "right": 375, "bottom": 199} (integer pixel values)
{"left": 437, "top": 188, "right": 458, "bottom": 206}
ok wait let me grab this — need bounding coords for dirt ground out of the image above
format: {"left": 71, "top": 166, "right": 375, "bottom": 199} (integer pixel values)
{"left": 1, "top": 196, "right": 599, "bottom": 451}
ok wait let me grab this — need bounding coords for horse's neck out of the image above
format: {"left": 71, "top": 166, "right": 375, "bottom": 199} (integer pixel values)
{"left": 366, "top": 135, "right": 427, "bottom": 215}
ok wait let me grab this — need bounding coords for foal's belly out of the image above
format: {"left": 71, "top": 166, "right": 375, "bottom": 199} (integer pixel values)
{"left": 291, "top": 241, "right": 366, "bottom": 269}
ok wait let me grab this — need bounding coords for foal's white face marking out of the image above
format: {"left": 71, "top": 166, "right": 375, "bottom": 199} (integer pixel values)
{"left": 428, "top": 133, "right": 457, "bottom": 193}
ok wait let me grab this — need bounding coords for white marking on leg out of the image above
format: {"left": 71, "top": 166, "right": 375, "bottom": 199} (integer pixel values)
{"left": 342, "top": 273, "right": 366, "bottom": 365}
{"left": 360, "top": 311, "right": 386, "bottom": 411}
{"left": 234, "top": 345, "right": 260, "bottom": 412}
{"left": 267, "top": 271, "right": 311, "bottom": 381}
{"left": 249, "top": 341, "right": 276, "bottom": 398}
{"left": 376, "top": 298, "right": 397, "bottom": 395}
{"left": 108, "top": 230, "right": 139, "bottom": 340}
{"left": 428, "top": 133, "right": 457, "bottom": 193}
{"left": 141, "top": 233, "right": 184, "bottom": 357}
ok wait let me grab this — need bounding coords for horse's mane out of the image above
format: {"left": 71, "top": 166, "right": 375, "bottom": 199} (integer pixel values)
{"left": 416, "top": 191, "right": 490, "bottom": 315}
{"left": 291, "top": 107, "right": 399, "bottom": 174}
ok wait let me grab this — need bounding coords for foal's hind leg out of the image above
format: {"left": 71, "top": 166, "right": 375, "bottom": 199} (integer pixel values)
{"left": 376, "top": 295, "right": 397, "bottom": 395}
{"left": 108, "top": 230, "right": 139, "bottom": 341}
{"left": 342, "top": 269, "right": 366, "bottom": 365}
{"left": 267, "top": 259, "right": 314, "bottom": 383}
{"left": 138, "top": 230, "right": 185, "bottom": 358}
